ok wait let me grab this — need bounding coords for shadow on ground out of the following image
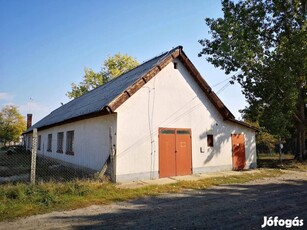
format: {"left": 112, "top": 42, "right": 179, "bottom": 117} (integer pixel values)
{"left": 49, "top": 178, "right": 307, "bottom": 230}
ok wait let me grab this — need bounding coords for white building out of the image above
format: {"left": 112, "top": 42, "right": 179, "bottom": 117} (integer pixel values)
{"left": 24, "top": 46, "right": 257, "bottom": 182}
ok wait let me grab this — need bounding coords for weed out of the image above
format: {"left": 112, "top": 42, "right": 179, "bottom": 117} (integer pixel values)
{"left": 0, "top": 169, "right": 284, "bottom": 221}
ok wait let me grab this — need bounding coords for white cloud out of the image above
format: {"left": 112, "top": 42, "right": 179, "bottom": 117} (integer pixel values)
{"left": 0, "top": 92, "right": 14, "bottom": 101}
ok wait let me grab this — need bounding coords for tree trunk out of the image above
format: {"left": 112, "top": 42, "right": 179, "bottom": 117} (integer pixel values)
{"left": 298, "top": 123, "right": 305, "bottom": 160}
{"left": 301, "top": 0, "right": 306, "bottom": 160}
{"left": 297, "top": 87, "right": 305, "bottom": 161}
{"left": 279, "top": 137, "right": 283, "bottom": 164}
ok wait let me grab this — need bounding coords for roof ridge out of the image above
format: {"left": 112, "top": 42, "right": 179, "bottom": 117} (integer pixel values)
{"left": 28, "top": 46, "right": 247, "bottom": 134}
{"left": 141, "top": 46, "right": 181, "bottom": 66}
{"left": 63, "top": 46, "right": 183, "bottom": 108}
{"left": 64, "top": 46, "right": 182, "bottom": 104}
{"left": 24, "top": 46, "right": 181, "bottom": 133}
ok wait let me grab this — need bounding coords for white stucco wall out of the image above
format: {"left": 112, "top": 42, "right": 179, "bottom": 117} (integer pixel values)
{"left": 115, "top": 58, "right": 256, "bottom": 182}
{"left": 25, "top": 133, "right": 32, "bottom": 150}
{"left": 26, "top": 114, "right": 116, "bottom": 171}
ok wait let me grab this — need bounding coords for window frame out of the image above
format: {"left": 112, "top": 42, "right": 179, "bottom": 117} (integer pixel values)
{"left": 66, "top": 130, "right": 74, "bottom": 155}
{"left": 37, "top": 135, "right": 41, "bottom": 151}
{"left": 27, "top": 136, "right": 31, "bottom": 149}
{"left": 207, "top": 134, "right": 214, "bottom": 147}
{"left": 47, "top": 133, "right": 52, "bottom": 152}
{"left": 57, "top": 132, "right": 64, "bottom": 153}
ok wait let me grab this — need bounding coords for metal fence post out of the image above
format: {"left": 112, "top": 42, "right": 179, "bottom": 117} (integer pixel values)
{"left": 31, "top": 128, "right": 37, "bottom": 184}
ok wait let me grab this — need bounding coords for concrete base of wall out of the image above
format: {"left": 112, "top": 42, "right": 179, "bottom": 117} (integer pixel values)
{"left": 194, "top": 162, "right": 257, "bottom": 175}
{"left": 248, "top": 162, "right": 257, "bottom": 169}
{"left": 116, "top": 163, "right": 257, "bottom": 183}
{"left": 117, "top": 165, "right": 233, "bottom": 182}
{"left": 116, "top": 171, "right": 159, "bottom": 183}
{"left": 193, "top": 165, "right": 233, "bottom": 174}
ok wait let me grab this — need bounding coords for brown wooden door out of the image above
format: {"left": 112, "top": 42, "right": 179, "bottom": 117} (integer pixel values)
{"left": 231, "top": 134, "right": 246, "bottom": 170}
{"left": 159, "top": 128, "right": 176, "bottom": 178}
{"left": 159, "top": 128, "right": 192, "bottom": 178}
{"left": 176, "top": 129, "right": 192, "bottom": 176}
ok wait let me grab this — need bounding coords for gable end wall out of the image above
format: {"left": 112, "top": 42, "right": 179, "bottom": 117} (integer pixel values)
{"left": 115, "top": 59, "right": 256, "bottom": 182}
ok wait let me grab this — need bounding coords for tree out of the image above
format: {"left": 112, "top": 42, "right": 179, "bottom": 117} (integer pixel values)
{"left": 243, "top": 113, "right": 279, "bottom": 154}
{"left": 0, "top": 105, "right": 26, "bottom": 145}
{"left": 67, "top": 53, "right": 139, "bottom": 99}
{"left": 199, "top": 0, "right": 307, "bottom": 159}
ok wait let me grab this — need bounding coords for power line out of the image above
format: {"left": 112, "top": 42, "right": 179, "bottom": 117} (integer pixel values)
{"left": 211, "top": 77, "right": 232, "bottom": 88}
{"left": 216, "top": 82, "right": 231, "bottom": 95}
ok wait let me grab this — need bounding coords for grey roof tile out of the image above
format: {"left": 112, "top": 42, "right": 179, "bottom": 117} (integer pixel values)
{"left": 26, "top": 47, "right": 179, "bottom": 132}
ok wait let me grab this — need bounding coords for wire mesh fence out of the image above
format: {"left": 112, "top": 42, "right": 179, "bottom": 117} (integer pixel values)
{"left": 0, "top": 145, "right": 31, "bottom": 183}
{"left": 0, "top": 141, "right": 102, "bottom": 184}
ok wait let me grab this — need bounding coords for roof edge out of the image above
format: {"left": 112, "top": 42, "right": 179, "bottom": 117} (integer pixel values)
{"left": 106, "top": 47, "right": 181, "bottom": 112}
{"left": 106, "top": 46, "right": 236, "bottom": 121}
{"left": 177, "top": 49, "right": 235, "bottom": 120}
{"left": 227, "top": 118, "right": 260, "bottom": 131}
{"left": 26, "top": 46, "right": 242, "bottom": 133}
{"left": 23, "top": 109, "right": 112, "bottom": 134}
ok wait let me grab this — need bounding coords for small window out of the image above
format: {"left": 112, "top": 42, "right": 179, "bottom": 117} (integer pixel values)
{"left": 66, "top": 131, "right": 74, "bottom": 155}
{"left": 207, "top": 134, "right": 214, "bottom": 147}
{"left": 177, "top": 130, "right": 190, "bottom": 135}
{"left": 27, "top": 136, "right": 31, "bottom": 149}
{"left": 57, "top": 132, "right": 64, "bottom": 153}
{"left": 47, "top": 134, "right": 52, "bottom": 152}
{"left": 37, "top": 135, "right": 41, "bottom": 150}
{"left": 160, "top": 129, "right": 175, "bottom": 134}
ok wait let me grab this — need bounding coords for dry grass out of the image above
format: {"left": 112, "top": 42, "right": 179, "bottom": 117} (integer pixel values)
{"left": 0, "top": 169, "right": 283, "bottom": 221}
{"left": 2, "top": 152, "right": 306, "bottom": 222}
{"left": 257, "top": 153, "right": 307, "bottom": 171}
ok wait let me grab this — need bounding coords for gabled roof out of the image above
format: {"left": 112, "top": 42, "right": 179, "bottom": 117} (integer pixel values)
{"left": 25, "top": 46, "right": 257, "bottom": 133}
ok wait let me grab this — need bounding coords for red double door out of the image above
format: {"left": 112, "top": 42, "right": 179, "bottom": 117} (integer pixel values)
{"left": 159, "top": 128, "right": 192, "bottom": 178}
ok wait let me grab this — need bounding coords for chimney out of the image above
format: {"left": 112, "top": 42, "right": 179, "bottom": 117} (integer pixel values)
{"left": 27, "top": 114, "right": 32, "bottom": 129}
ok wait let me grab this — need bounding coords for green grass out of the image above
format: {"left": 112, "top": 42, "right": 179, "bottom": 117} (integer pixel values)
{"left": 2, "top": 153, "right": 307, "bottom": 222}
{"left": 257, "top": 153, "right": 307, "bottom": 171}
{"left": 0, "top": 169, "right": 283, "bottom": 221}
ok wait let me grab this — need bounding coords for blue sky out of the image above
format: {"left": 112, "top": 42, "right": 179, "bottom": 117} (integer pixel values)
{"left": 0, "top": 0, "right": 247, "bottom": 124}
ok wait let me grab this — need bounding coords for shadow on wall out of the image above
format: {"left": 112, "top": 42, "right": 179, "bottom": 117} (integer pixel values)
{"left": 172, "top": 64, "right": 233, "bottom": 166}
{"left": 199, "top": 119, "right": 230, "bottom": 165}
{"left": 199, "top": 119, "right": 256, "bottom": 167}
{"left": 48, "top": 179, "right": 307, "bottom": 229}
{"left": 244, "top": 131, "right": 256, "bottom": 166}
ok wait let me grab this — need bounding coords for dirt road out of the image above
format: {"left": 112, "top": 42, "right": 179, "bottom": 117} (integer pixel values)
{"left": 1, "top": 170, "right": 307, "bottom": 230}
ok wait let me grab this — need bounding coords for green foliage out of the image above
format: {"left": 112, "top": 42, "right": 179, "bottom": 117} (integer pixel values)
{"left": 244, "top": 120, "right": 278, "bottom": 153}
{"left": 0, "top": 105, "right": 26, "bottom": 144}
{"left": 103, "top": 53, "right": 139, "bottom": 78}
{"left": 67, "top": 68, "right": 104, "bottom": 99}
{"left": 256, "top": 131, "right": 278, "bottom": 153}
{"left": 66, "top": 53, "right": 139, "bottom": 99}
{"left": 199, "top": 0, "right": 307, "bottom": 140}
